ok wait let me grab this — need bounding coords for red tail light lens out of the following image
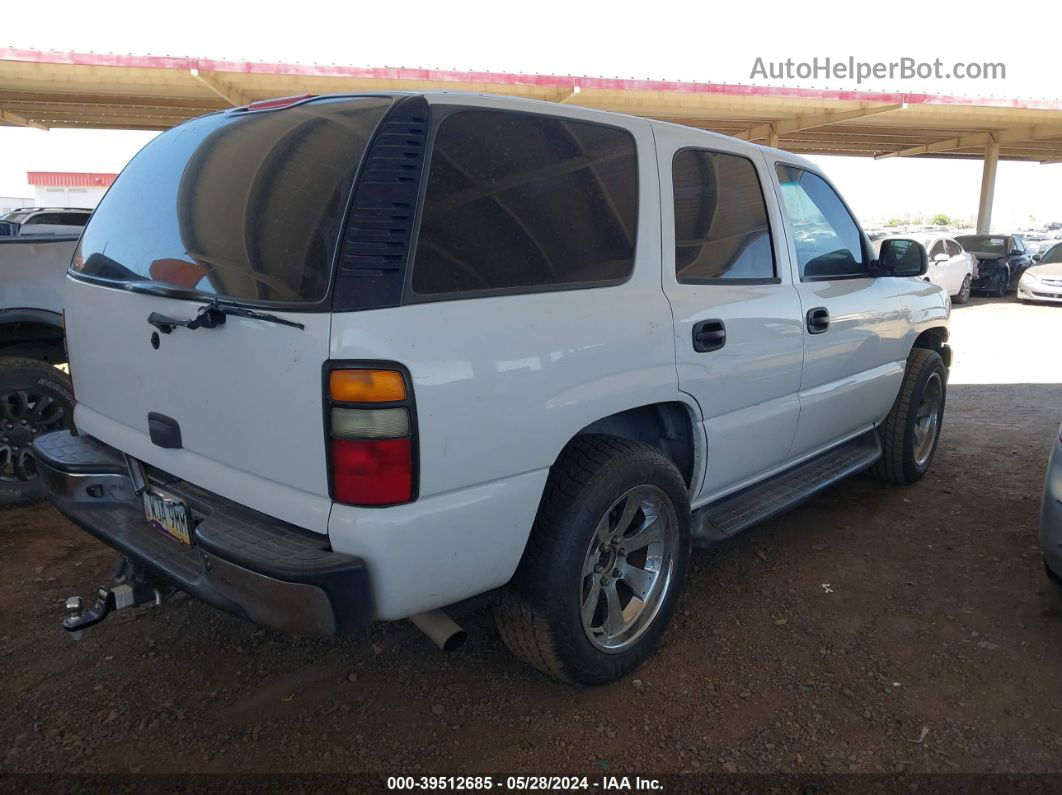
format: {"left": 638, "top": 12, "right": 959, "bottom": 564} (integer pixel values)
{"left": 331, "top": 438, "right": 413, "bottom": 506}
{"left": 326, "top": 366, "right": 416, "bottom": 506}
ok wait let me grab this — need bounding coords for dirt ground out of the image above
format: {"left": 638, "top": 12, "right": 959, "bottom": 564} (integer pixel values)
{"left": 2, "top": 295, "right": 1061, "bottom": 780}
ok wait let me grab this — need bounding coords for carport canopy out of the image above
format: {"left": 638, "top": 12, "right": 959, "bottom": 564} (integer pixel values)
{"left": 5, "top": 47, "right": 1062, "bottom": 232}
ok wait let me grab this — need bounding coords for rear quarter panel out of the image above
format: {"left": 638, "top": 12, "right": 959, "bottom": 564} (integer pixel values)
{"left": 328, "top": 107, "right": 688, "bottom": 619}
{"left": 0, "top": 237, "right": 78, "bottom": 316}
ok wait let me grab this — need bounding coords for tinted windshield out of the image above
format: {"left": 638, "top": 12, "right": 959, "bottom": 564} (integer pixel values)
{"left": 956, "top": 235, "right": 1008, "bottom": 255}
{"left": 1041, "top": 243, "right": 1062, "bottom": 264}
{"left": 72, "top": 96, "right": 393, "bottom": 305}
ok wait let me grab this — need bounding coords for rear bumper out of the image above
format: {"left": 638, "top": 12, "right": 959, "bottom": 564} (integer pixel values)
{"left": 33, "top": 431, "right": 372, "bottom": 636}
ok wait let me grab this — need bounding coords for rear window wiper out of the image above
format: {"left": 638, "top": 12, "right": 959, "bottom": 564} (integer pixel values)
{"left": 148, "top": 299, "right": 305, "bottom": 334}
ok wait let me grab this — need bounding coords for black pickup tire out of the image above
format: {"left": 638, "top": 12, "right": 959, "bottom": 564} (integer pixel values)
{"left": 0, "top": 357, "right": 74, "bottom": 506}
{"left": 871, "top": 348, "right": 946, "bottom": 485}
{"left": 495, "top": 435, "right": 691, "bottom": 685}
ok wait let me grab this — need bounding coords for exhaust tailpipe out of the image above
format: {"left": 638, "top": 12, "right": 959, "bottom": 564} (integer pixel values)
{"left": 409, "top": 610, "right": 466, "bottom": 652}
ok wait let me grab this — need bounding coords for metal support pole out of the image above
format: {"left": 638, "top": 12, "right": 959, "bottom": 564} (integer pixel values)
{"left": 976, "top": 135, "right": 1000, "bottom": 234}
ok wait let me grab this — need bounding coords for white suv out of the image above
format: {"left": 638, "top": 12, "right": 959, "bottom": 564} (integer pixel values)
{"left": 36, "top": 93, "right": 950, "bottom": 684}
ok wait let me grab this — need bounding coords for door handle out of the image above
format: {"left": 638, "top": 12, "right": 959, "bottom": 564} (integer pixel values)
{"left": 806, "top": 307, "right": 830, "bottom": 335}
{"left": 692, "top": 319, "right": 726, "bottom": 352}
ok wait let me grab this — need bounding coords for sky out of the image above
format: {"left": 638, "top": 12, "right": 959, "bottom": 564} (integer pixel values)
{"left": 3, "top": 0, "right": 1062, "bottom": 228}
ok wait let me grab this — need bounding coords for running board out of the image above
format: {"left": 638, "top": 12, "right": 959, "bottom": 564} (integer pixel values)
{"left": 692, "top": 430, "right": 882, "bottom": 544}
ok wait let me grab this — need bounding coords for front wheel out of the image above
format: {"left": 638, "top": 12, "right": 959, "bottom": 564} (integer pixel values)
{"left": 991, "top": 269, "right": 1009, "bottom": 298}
{"left": 495, "top": 435, "right": 691, "bottom": 685}
{"left": 953, "top": 274, "right": 972, "bottom": 304}
{"left": 0, "top": 357, "right": 74, "bottom": 506}
{"left": 871, "top": 348, "right": 946, "bottom": 485}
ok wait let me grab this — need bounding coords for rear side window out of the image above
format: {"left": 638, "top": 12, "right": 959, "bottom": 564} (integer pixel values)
{"left": 410, "top": 110, "right": 638, "bottom": 297}
{"left": 672, "top": 149, "right": 774, "bottom": 282}
{"left": 775, "top": 165, "right": 867, "bottom": 279}
{"left": 72, "top": 97, "right": 393, "bottom": 304}
{"left": 60, "top": 213, "right": 89, "bottom": 226}
{"left": 27, "top": 213, "right": 62, "bottom": 225}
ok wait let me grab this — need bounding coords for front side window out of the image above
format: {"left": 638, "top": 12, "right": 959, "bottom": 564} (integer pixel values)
{"left": 775, "top": 165, "right": 867, "bottom": 279}
{"left": 410, "top": 110, "right": 638, "bottom": 297}
{"left": 672, "top": 149, "right": 774, "bottom": 282}
{"left": 945, "top": 239, "right": 962, "bottom": 256}
{"left": 928, "top": 240, "right": 946, "bottom": 259}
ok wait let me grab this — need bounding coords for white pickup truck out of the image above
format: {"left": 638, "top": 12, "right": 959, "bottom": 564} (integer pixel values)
{"left": 35, "top": 93, "right": 950, "bottom": 684}
{"left": 0, "top": 235, "right": 77, "bottom": 504}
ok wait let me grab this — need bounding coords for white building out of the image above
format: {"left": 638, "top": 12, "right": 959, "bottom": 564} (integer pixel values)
{"left": 27, "top": 171, "right": 117, "bottom": 209}
{"left": 0, "top": 196, "right": 35, "bottom": 214}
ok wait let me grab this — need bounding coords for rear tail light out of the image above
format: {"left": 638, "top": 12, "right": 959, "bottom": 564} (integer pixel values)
{"left": 326, "top": 366, "right": 416, "bottom": 506}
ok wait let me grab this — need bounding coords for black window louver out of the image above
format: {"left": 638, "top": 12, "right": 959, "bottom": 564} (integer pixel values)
{"left": 332, "top": 96, "right": 429, "bottom": 311}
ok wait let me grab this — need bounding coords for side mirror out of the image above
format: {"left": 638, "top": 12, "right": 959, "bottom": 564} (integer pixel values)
{"left": 877, "top": 238, "right": 928, "bottom": 277}
{"left": 1034, "top": 252, "right": 1043, "bottom": 262}
{"left": 933, "top": 252, "right": 949, "bottom": 263}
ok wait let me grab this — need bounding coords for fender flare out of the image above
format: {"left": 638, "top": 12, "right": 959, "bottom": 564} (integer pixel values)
{"left": 0, "top": 308, "right": 63, "bottom": 328}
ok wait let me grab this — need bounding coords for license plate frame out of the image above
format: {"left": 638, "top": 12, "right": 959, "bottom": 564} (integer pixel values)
{"left": 143, "top": 488, "right": 194, "bottom": 546}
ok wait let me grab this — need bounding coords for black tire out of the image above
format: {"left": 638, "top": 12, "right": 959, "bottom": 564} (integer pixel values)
{"left": 0, "top": 357, "right": 74, "bottom": 506}
{"left": 871, "top": 348, "right": 946, "bottom": 485}
{"left": 952, "top": 275, "right": 972, "bottom": 305}
{"left": 991, "top": 269, "right": 1009, "bottom": 298}
{"left": 495, "top": 434, "right": 692, "bottom": 685}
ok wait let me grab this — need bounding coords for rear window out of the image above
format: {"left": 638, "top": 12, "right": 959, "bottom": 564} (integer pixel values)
{"left": 72, "top": 97, "right": 393, "bottom": 305}
{"left": 410, "top": 109, "right": 638, "bottom": 297}
{"left": 956, "top": 235, "right": 1008, "bottom": 255}
{"left": 672, "top": 149, "right": 774, "bottom": 282}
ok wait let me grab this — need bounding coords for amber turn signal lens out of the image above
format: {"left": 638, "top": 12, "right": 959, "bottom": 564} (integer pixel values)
{"left": 329, "top": 369, "right": 406, "bottom": 403}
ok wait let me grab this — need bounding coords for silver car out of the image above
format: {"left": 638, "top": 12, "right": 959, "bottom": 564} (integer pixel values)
{"left": 1041, "top": 422, "right": 1062, "bottom": 584}
{"left": 1020, "top": 243, "right": 1062, "bottom": 304}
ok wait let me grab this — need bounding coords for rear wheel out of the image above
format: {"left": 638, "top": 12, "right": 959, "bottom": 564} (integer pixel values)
{"left": 495, "top": 435, "right": 691, "bottom": 685}
{"left": 871, "top": 348, "right": 946, "bottom": 485}
{"left": 0, "top": 357, "right": 74, "bottom": 506}
{"left": 953, "top": 274, "right": 972, "bottom": 304}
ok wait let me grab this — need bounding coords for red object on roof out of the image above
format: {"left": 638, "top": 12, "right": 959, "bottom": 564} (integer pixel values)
{"left": 26, "top": 171, "right": 118, "bottom": 188}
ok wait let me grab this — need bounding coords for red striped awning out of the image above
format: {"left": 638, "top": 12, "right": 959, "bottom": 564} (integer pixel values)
{"left": 26, "top": 171, "right": 118, "bottom": 187}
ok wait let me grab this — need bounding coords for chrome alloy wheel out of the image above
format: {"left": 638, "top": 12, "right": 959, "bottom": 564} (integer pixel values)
{"left": 913, "top": 372, "right": 943, "bottom": 467}
{"left": 579, "top": 485, "right": 679, "bottom": 653}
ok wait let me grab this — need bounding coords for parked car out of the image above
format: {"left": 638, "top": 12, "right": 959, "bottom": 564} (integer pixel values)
{"left": 0, "top": 207, "right": 91, "bottom": 237}
{"left": 1018, "top": 243, "right": 1062, "bottom": 304}
{"left": 1032, "top": 240, "right": 1062, "bottom": 260}
{"left": 1040, "top": 422, "right": 1062, "bottom": 586}
{"left": 35, "top": 93, "right": 950, "bottom": 684}
{"left": 874, "top": 233, "right": 974, "bottom": 304}
{"left": 0, "top": 235, "right": 77, "bottom": 503}
{"left": 955, "top": 234, "right": 1035, "bottom": 297}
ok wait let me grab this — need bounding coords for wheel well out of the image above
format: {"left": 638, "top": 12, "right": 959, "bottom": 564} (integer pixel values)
{"left": 912, "top": 327, "right": 950, "bottom": 367}
{"left": 0, "top": 321, "right": 67, "bottom": 364}
{"left": 575, "top": 402, "right": 696, "bottom": 488}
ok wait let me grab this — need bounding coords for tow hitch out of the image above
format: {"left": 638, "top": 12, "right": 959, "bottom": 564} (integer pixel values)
{"left": 62, "top": 558, "right": 172, "bottom": 638}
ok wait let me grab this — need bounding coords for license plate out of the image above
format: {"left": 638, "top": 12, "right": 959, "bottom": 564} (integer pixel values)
{"left": 143, "top": 489, "right": 193, "bottom": 545}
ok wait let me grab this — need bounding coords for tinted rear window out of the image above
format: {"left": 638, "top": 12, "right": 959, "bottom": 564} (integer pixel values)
{"left": 672, "top": 149, "right": 774, "bottom": 282}
{"left": 73, "top": 97, "right": 393, "bottom": 304}
{"left": 410, "top": 109, "right": 638, "bottom": 297}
